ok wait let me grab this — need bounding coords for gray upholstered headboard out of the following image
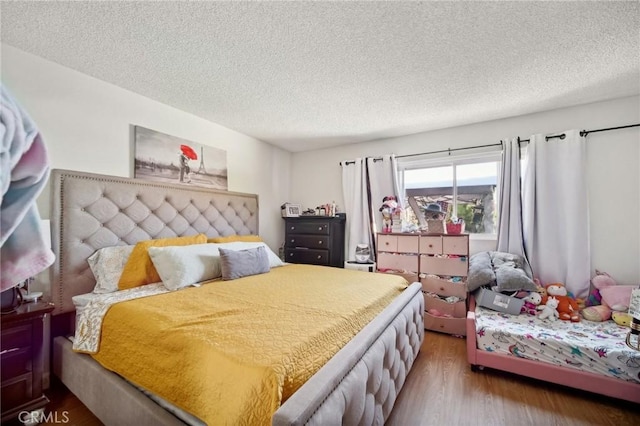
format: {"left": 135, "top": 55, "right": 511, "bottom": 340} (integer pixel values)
{"left": 49, "top": 169, "right": 258, "bottom": 315}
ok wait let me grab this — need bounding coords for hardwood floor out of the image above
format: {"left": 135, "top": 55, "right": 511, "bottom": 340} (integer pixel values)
{"left": 387, "top": 331, "right": 640, "bottom": 426}
{"left": 31, "top": 331, "right": 640, "bottom": 425}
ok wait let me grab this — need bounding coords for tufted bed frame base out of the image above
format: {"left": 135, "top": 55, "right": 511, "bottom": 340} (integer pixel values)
{"left": 49, "top": 169, "right": 425, "bottom": 425}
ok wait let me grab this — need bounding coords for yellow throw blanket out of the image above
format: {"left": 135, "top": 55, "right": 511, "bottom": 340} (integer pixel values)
{"left": 92, "top": 264, "right": 407, "bottom": 425}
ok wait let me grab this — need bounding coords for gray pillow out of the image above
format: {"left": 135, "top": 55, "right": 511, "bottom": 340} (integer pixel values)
{"left": 490, "top": 251, "right": 536, "bottom": 292}
{"left": 219, "top": 246, "right": 270, "bottom": 280}
{"left": 467, "top": 252, "right": 496, "bottom": 292}
{"left": 493, "top": 265, "right": 537, "bottom": 292}
{"left": 491, "top": 251, "right": 524, "bottom": 270}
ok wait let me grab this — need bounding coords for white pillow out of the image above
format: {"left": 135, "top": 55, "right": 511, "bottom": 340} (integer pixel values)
{"left": 210, "top": 241, "right": 285, "bottom": 268}
{"left": 148, "top": 243, "right": 223, "bottom": 291}
{"left": 87, "top": 245, "right": 135, "bottom": 293}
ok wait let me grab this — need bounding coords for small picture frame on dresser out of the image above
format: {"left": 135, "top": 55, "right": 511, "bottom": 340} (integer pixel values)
{"left": 282, "top": 203, "right": 302, "bottom": 217}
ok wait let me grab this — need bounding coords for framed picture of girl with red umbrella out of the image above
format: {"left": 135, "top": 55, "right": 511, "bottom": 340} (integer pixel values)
{"left": 133, "top": 125, "right": 228, "bottom": 190}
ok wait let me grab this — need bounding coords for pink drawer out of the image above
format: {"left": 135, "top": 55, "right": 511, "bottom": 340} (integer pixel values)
{"left": 377, "top": 234, "right": 419, "bottom": 253}
{"left": 442, "top": 235, "right": 468, "bottom": 255}
{"left": 377, "top": 253, "right": 419, "bottom": 272}
{"left": 378, "top": 234, "right": 398, "bottom": 252}
{"left": 424, "top": 312, "right": 467, "bottom": 335}
{"left": 419, "top": 236, "right": 442, "bottom": 254}
{"left": 397, "top": 235, "right": 419, "bottom": 253}
{"left": 424, "top": 294, "right": 467, "bottom": 318}
{"left": 421, "top": 275, "right": 467, "bottom": 299}
{"left": 420, "top": 255, "right": 468, "bottom": 277}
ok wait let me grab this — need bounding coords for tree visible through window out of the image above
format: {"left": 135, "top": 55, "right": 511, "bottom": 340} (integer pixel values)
{"left": 402, "top": 159, "right": 499, "bottom": 234}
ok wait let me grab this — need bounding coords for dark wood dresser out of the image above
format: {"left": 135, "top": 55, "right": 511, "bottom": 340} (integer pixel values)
{"left": 1, "top": 301, "right": 54, "bottom": 422}
{"left": 283, "top": 215, "right": 346, "bottom": 267}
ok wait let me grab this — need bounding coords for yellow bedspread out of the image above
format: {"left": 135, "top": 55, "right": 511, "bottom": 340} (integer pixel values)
{"left": 91, "top": 264, "right": 407, "bottom": 425}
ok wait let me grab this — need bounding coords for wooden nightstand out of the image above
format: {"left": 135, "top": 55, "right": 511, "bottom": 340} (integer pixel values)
{"left": 1, "top": 301, "right": 54, "bottom": 423}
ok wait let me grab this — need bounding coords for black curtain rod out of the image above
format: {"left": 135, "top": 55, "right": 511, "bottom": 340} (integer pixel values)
{"left": 340, "top": 123, "right": 640, "bottom": 164}
{"left": 519, "top": 123, "right": 640, "bottom": 143}
{"left": 339, "top": 158, "right": 384, "bottom": 166}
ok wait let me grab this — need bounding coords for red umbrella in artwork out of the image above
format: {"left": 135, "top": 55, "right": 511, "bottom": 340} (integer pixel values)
{"left": 180, "top": 144, "right": 198, "bottom": 160}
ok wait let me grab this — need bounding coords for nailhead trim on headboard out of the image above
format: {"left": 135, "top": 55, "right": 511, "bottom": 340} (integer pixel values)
{"left": 49, "top": 169, "right": 259, "bottom": 315}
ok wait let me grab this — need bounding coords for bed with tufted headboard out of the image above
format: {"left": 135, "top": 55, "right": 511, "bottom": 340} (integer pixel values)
{"left": 49, "top": 169, "right": 424, "bottom": 425}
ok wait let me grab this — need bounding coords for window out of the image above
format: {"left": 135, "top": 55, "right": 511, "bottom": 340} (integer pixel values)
{"left": 399, "top": 152, "right": 501, "bottom": 235}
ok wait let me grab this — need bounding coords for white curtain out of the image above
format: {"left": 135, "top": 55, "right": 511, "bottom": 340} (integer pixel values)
{"left": 367, "top": 155, "right": 403, "bottom": 234}
{"left": 341, "top": 155, "right": 401, "bottom": 261}
{"left": 497, "top": 138, "right": 527, "bottom": 259}
{"left": 522, "top": 130, "right": 590, "bottom": 298}
{"left": 342, "top": 158, "right": 372, "bottom": 262}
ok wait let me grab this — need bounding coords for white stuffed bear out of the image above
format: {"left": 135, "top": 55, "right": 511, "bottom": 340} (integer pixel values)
{"left": 538, "top": 296, "right": 560, "bottom": 321}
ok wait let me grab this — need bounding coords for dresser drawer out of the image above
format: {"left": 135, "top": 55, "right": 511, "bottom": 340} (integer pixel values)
{"left": 1, "top": 323, "right": 32, "bottom": 350}
{"left": 419, "top": 236, "right": 443, "bottom": 254}
{"left": 378, "top": 234, "right": 419, "bottom": 253}
{"left": 421, "top": 275, "right": 467, "bottom": 298}
{"left": 1, "top": 346, "right": 32, "bottom": 381}
{"left": 286, "top": 222, "right": 330, "bottom": 235}
{"left": 419, "top": 255, "right": 468, "bottom": 277}
{"left": 424, "top": 294, "right": 467, "bottom": 318}
{"left": 424, "top": 312, "right": 466, "bottom": 335}
{"left": 285, "top": 235, "right": 329, "bottom": 249}
{"left": 285, "top": 248, "right": 329, "bottom": 265}
{"left": 1, "top": 374, "right": 33, "bottom": 410}
{"left": 0, "top": 302, "right": 54, "bottom": 422}
{"left": 442, "top": 236, "right": 468, "bottom": 255}
{"left": 377, "top": 252, "right": 419, "bottom": 273}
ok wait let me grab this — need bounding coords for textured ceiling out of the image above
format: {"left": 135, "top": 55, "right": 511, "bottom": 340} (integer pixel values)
{"left": 1, "top": 1, "right": 638, "bottom": 153}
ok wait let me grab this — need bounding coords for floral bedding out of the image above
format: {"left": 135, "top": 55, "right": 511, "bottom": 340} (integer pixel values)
{"left": 475, "top": 305, "right": 640, "bottom": 383}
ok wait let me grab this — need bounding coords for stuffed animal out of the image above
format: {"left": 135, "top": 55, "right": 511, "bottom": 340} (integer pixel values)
{"left": 612, "top": 311, "right": 632, "bottom": 327}
{"left": 589, "top": 270, "right": 634, "bottom": 310}
{"left": 581, "top": 304, "right": 612, "bottom": 322}
{"left": 585, "top": 269, "right": 612, "bottom": 306}
{"left": 538, "top": 297, "right": 559, "bottom": 321}
{"left": 379, "top": 196, "right": 401, "bottom": 233}
{"left": 534, "top": 280, "right": 547, "bottom": 299}
{"left": 542, "top": 283, "right": 580, "bottom": 322}
{"left": 520, "top": 292, "right": 542, "bottom": 315}
{"left": 582, "top": 270, "right": 635, "bottom": 322}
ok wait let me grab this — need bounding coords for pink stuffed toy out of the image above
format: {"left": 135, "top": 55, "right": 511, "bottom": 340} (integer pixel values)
{"left": 582, "top": 270, "right": 635, "bottom": 322}
{"left": 590, "top": 270, "right": 635, "bottom": 310}
{"left": 520, "top": 292, "right": 542, "bottom": 315}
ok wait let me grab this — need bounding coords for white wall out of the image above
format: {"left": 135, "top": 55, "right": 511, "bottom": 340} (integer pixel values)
{"left": 4, "top": 43, "right": 639, "bottom": 285}
{"left": 2, "top": 44, "right": 290, "bottom": 253}
{"left": 291, "top": 96, "right": 640, "bottom": 284}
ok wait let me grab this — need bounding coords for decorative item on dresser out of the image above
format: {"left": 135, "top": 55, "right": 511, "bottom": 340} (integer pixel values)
{"left": 1, "top": 301, "right": 55, "bottom": 423}
{"left": 283, "top": 215, "right": 346, "bottom": 267}
{"left": 376, "top": 233, "right": 469, "bottom": 335}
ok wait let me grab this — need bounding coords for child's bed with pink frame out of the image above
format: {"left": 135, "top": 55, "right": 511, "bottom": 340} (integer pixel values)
{"left": 466, "top": 296, "right": 640, "bottom": 404}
